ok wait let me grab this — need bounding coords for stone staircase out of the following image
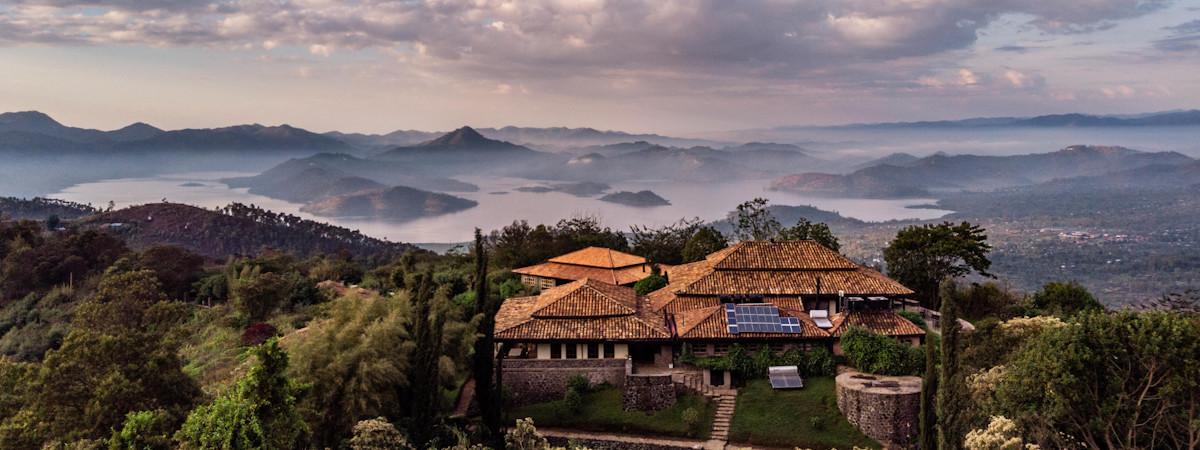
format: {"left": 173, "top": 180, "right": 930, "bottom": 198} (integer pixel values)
{"left": 672, "top": 371, "right": 717, "bottom": 397}
{"left": 710, "top": 393, "right": 736, "bottom": 441}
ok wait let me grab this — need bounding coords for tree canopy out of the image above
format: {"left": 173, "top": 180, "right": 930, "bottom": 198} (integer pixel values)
{"left": 884, "top": 222, "right": 993, "bottom": 308}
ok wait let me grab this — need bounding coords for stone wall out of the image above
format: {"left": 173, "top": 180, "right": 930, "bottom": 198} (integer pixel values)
{"left": 835, "top": 371, "right": 922, "bottom": 448}
{"left": 622, "top": 374, "right": 676, "bottom": 412}
{"left": 503, "top": 358, "right": 629, "bottom": 405}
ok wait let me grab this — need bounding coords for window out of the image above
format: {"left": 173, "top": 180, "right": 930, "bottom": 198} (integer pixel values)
{"left": 566, "top": 343, "right": 578, "bottom": 359}
{"left": 587, "top": 343, "right": 599, "bottom": 359}
{"left": 713, "top": 343, "right": 730, "bottom": 355}
{"left": 693, "top": 344, "right": 709, "bottom": 356}
{"left": 550, "top": 343, "right": 562, "bottom": 359}
{"left": 769, "top": 342, "right": 786, "bottom": 354}
{"left": 604, "top": 343, "right": 615, "bottom": 358}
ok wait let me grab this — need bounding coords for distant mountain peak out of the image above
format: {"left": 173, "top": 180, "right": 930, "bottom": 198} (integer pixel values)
{"left": 424, "top": 126, "right": 492, "bottom": 146}
{"left": 0, "top": 110, "right": 63, "bottom": 129}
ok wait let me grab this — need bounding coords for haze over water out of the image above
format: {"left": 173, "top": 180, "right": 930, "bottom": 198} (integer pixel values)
{"left": 51, "top": 172, "right": 951, "bottom": 244}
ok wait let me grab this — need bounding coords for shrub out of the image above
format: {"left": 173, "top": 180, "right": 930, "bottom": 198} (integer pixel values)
{"left": 841, "top": 327, "right": 922, "bottom": 376}
{"left": 349, "top": 417, "right": 413, "bottom": 450}
{"left": 634, "top": 273, "right": 668, "bottom": 295}
{"left": 809, "top": 415, "right": 826, "bottom": 431}
{"left": 240, "top": 322, "right": 278, "bottom": 346}
{"left": 803, "top": 347, "right": 837, "bottom": 376}
{"left": 563, "top": 387, "right": 583, "bottom": 414}
{"left": 897, "top": 310, "right": 926, "bottom": 329}
{"left": 681, "top": 407, "right": 701, "bottom": 435}
{"left": 566, "top": 374, "right": 591, "bottom": 393}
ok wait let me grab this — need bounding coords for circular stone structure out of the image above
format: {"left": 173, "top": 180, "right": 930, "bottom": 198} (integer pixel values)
{"left": 835, "top": 370, "right": 922, "bottom": 448}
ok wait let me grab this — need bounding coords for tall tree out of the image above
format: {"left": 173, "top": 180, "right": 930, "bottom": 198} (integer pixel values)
{"left": 1028, "top": 281, "right": 1102, "bottom": 316}
{"left": 681, "top": 226, "right": 728, "bottom": 262}
{"left": 777, "top": 218, "right": 840, "bottom": 251}
{"left": 19, "top": 270, "right": 199, "bottom": 443}
{"left": 470, "top": 229, "right": 504, "bottom": 448}
{"left": 629, "top": 218, "right": 702, "bottom": 265}
{"left": 920, "top": 333, "right": 939, "bottom": 450}
{"left": 731, "top": 198, "right": 781, "bottom": 241}
{"left": 884, "top": 221, "right": 993, "bottom": 308}
{"left": 176, "top": 338, "right": 308, "bottom": 449}
{"left": 937, "top": 283, "right": 968, "bottom": 450}
{"left": 408, "top": 272, "right": 445, "bottom": 448}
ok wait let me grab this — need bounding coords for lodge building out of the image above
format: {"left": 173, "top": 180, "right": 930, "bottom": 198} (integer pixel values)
{"left": 495, "top": 241, "right": 924, "bottom": 401}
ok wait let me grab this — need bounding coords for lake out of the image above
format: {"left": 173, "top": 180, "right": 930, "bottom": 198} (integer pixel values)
{"left": 51, "top": 172, "right": 952, "bottom": 244}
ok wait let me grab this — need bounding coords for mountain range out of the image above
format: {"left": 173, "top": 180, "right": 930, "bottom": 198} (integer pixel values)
{"left": 770, "top": 145, "right": 1196, "bottom": 198}
{"left": 816, "top": 110, "right": 1200, "bottom": 130}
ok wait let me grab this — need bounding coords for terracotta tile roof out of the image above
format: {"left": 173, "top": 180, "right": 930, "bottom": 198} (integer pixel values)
{"left": 547, "top": 246, "right": 647, "bottom": 268}
{"left": 494, "top": 281, "right": 671, "bottom": 341}
{"left": 711, "top": 241, "right": 858, "bottom": 270}
{"left": 530, "top": 278, "right": 637, "bottom": 318}
{"left": 680, "top": 269, "right": 913, "bottom": 297}
{"left": 673, "top": 304, "right": 829, "bottom": 340}
{"left": 512, "top": 262, "right": 653, "bottom": 285}
{"left": 829, "top": 311, "right": 926, "bottom": 337}
{"left": 648, "top": 242, "right": 913, "bottom": 314}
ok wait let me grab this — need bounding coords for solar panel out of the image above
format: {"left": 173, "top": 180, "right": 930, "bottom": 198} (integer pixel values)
{"left": 768, "top": 366, "right": 804, "bottom": 389}
{"left": 725, "top": 302, "right": 812, "bottom": 335}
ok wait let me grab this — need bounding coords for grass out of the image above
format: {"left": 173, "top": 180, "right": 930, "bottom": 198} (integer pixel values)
{"left": 728, "top": 377, "right": 879, "bottom": 449}
{"left": 507, "top": 386, "right": 715, "bottom": 439}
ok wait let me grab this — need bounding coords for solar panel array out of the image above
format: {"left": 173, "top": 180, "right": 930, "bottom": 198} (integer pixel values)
{"left": 768, "top": 366, "right": 804, "bottom": 389}
{"left": 725, "top": 303, "right": 805, "bottom": 335}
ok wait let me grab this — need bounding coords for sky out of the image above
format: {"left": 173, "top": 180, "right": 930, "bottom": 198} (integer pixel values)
{"left": 0, "top": 0, "right": 1198, "bottom": 135}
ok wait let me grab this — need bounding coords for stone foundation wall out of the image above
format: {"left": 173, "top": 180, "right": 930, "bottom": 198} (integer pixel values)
{"left": 835, "top": 371, "right": 922, "bottom": 448}
{"left": 503, "top": 358, "right": 628, "bottom": 405}
{"left": 622, "top": 374, "right": 676, "bottom": 412}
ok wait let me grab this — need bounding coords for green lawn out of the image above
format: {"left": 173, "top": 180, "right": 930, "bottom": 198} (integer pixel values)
{"left": 728, "top": 378, "right": 879, "bottom": 449}
{"left": 507, "top": 386, "right": 715, "bottom": 439}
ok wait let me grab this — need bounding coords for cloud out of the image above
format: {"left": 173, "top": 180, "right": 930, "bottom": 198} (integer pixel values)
{"left": 1155, "top": 19, "right": 1200, "bottom": 53}
{"left": 0, "top": 0, "right": 1174, "bottom": 105}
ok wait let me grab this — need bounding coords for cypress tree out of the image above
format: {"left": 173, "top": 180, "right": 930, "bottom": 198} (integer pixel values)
{"left": 919, "top": 332, "right": 939, "bottom": 450}
{"left": 470, "top": 229, "right": 505, "bottom": 447}
{"left": 937, "top": 282, "right": 964, "bottom": 450}
{"left": 408, "top": 272, "right": 444, "bottom": 448}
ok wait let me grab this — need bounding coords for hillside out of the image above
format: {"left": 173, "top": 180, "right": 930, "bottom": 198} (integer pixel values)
{"left": 300, "top": 186, "right": 477, "bottom": 221}
{"left": 826, "top": 109, "right": 1200, "bottom": 129}
{"left": 598, "top": 190, "right": 670, "bottom": 207}
{"left": 771, "top": 145, "right": 1194, "bottom": 198}
{"left": 0, "top": 197, "right": 98, "bottom": 221}
{"left": 372, "top": 126, "right": 560, "bottom": 176}
{"left": 552, "top": 144, "right": 766, "bottom": 182}
{"left": 80, "top": 203, "right": 417, "bottom": 260}
{"left": 117, "top": 124, "right": 351, "bottom": 153}
{"left": 224, "top": 153, "right": 478, "bottom": 196}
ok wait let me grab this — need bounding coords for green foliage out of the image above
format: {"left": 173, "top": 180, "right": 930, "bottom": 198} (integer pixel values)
{"left": 13, "top": 271, "right": 199, "bottom": 443}
{"left": 1027, "top": 281, "right": 1102, "bottom": 316}
{"left": 920, "top": 331, "right": 940, "bottom": 450}
{"left": 109, "top": 409, "right": 173, "bottom": 450}
{"left": 563, "top": 387, "right": 584, "bottom": 414}
{"left": 230, "top": 267, "right": 290, "bottom": 322}
{"left": 937, "top": 285, "right": 969, "bottom": 450}
{"left": 487, "top": 217, "right": 628, "bottom": 269}
{"left": 629, "top": 218, "right": 703, "bottom": 265}
{"left": 941, "top": 281, "right": 1023, "bottom": 322}
{"left": 349, "top": 417, "right": 413, "bottom": 450}
{"left": 808, "top": 415, "right": 826, "bottom": 431}
{"left": 897, "top": 310, "right": 927, "bottom": 329}
{"left": 681, "top": 407, "right": 700, "bottom": 430}
{"left": 840, "top": 327, "right": 924, "bottom": 376}
{"left": 499, "top": 278, "right": 527, "bottom": 299}
{"left": 0, "top": 224, "right": 128, "bottom": 302}
{"left": 777, "top": 218, "right": 841, "bottom": 252}
{"left": 176, "top": 338, "right": 308, "bottom": 450}
{"left": 993, "top": 310, "right": 1200, "bottom": 449}
{"left": 731, "top": 198, "right": 782, "bottom": 241}
{"left": 505, "top": 418, "right": 551, "bottom": 450}
{"left": 686, "top": 345, "right": 836, "bottom": 379}
{"left": 408, "top": 274, "right": 448, "bottom": 448}
{"left": 136, "top": 246, "right": 206, "bottom": 301}
{"left": 289, "top": 292, "right": 414, "bottom": 448}
{"left": 681, "top": 226, "right": 728, "bottom": 262}
{"left": 633, "top": 273, "right": 668, "bottom": 295}
{"left": 566, "top": 374, "right": 591, "bottom": 394}
{"left": 884, "top": 221, "right": 993, "bottom": 308}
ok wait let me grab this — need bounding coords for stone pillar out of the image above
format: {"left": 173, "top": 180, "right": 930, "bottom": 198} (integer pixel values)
{"left": 835, "top": 371, "right": 921, "bottom": 448}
